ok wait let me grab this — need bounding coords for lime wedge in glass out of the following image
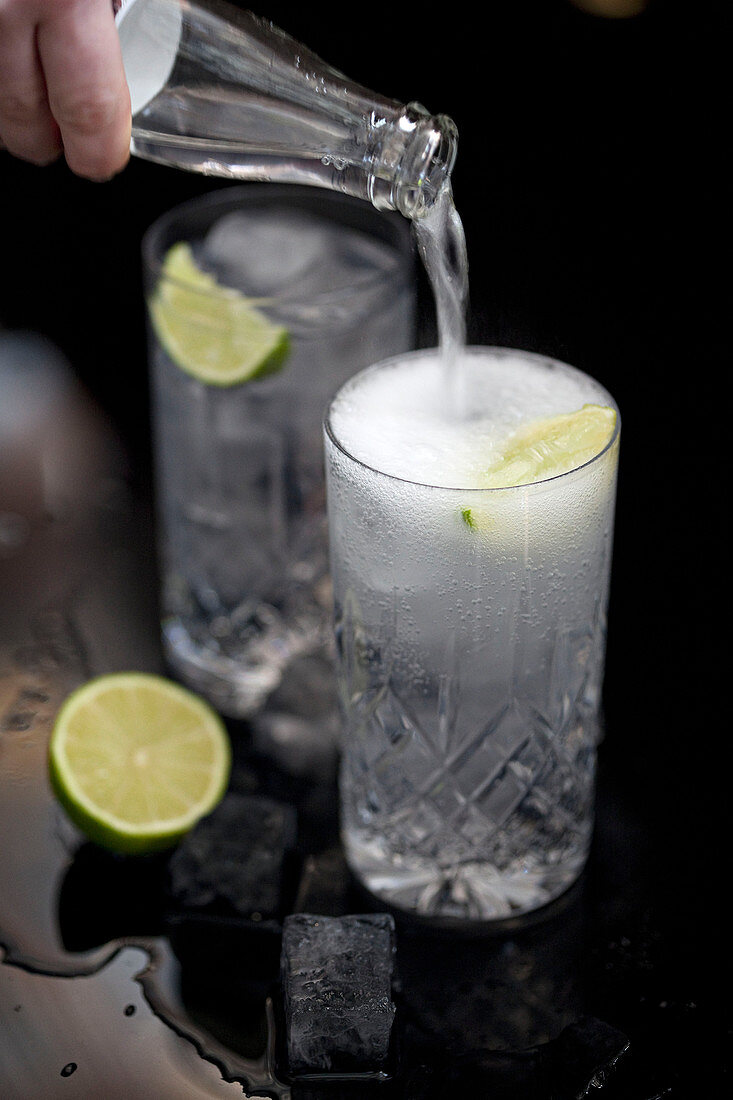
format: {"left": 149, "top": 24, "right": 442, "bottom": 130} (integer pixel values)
{"left": 481, "top": 404, "right": 617, "bottom": 489}
{"left": 460, "top": 403, "right": 617, "bottom": 533}
{"left": 49, "top": 672, "right": 231, "bottom": 855}
{"left": 149, "top": 242, "right": 290, "bottom": 385}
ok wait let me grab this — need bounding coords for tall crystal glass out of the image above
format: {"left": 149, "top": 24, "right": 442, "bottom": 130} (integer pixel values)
{"left": 325, "top": 347, "right": 620, "bottom": 922}
{"left": 143, "top": 185, "right": 416, "bottom": 750}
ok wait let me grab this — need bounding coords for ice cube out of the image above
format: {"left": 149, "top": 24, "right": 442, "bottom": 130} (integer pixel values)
{"left": 167, "top": 792, "right": 297, "bottom": 921}
{"left": 293, "top": 225, "right": 405, "bottom": 311}
{"left": 334, "top": 225, "right": 403, "bottom": 285}
{"left": 202, "top": 207, "right": 328, "bottom": 296}
{"left": 551, "top": 1016, "right": 631, "bottom": 1096}
{"left": 280, "top": 912, "right": 396, "bottom": 1075}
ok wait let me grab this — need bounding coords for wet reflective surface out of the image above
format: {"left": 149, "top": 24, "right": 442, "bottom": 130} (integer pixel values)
{"left": 0, "top": 384, "right": 727, "bottom": 1098}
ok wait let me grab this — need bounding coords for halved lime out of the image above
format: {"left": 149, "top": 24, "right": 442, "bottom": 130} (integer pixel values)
{"left": 49, "top": 672, "right": 231, "bottom": 855}
{"left": 149, "top": 242, "right": 290, "bottom": 385}
{"left": 481, "top": 404, "right": 617, "bottom": 489}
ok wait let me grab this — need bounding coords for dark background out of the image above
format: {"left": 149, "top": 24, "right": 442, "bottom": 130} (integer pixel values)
{"left": 1, "top": 0, "right": 728, "bottom": 1084}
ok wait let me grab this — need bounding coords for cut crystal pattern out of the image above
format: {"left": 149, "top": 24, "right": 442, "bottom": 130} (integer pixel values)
{"left": 340, "top": 617, "right": 602, "bottom": 919}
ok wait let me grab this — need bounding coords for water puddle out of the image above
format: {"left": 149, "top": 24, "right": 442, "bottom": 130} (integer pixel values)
{"left": 0, "top": 942, "right": 266, "bottom": 1099}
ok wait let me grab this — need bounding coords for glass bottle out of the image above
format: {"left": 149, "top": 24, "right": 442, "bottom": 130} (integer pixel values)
{"left": 114, "top": 0, "right": 457, "bottom": 218}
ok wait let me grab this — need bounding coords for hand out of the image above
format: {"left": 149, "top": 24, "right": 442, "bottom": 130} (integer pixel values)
{"left": 0, "top": 0, "right": 131, "bottom": 180}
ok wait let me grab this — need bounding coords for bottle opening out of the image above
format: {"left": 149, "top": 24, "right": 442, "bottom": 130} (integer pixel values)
{"left": 393, "top": 105, "right": 459, "bottom": 219}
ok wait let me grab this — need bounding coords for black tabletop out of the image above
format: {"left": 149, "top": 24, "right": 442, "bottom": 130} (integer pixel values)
{"left": 1, "top": 2, "right": 728, "bottom": 1097}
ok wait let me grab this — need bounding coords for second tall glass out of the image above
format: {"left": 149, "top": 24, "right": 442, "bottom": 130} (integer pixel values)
{"left": 143, "top": 185, "right": 416, "bottom": 751}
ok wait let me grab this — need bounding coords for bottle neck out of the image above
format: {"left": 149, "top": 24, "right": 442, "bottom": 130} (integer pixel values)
{"left": 365, "top": 104, "right": 458, "bottom": 219}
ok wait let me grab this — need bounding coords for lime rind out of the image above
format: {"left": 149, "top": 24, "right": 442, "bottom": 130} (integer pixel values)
{"left": 150, "top": 242, "right": 290, "bottom": 386}
{"left": 49, "top": 672, "right": 231, "bottom": 855}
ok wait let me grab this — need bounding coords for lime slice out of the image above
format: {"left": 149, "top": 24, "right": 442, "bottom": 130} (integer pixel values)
{"left": 49, "top": 672, "right": 231, "bottom": 855}
{"left": 481, "top": 404, "right": 617, "bottom": 489}
{"left": 149, "top": 242, "right": 290, "bottom": 385}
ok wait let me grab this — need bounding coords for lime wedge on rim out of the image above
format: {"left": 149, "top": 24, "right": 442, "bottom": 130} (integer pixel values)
{"left": 49, "top": 672, "right": 231, "bottom": 855}
{"left": 481, "top": 404, "right": 616, "bottom": 489}
{"left": 149, "top": 242, "right": 290, "bottom": 385}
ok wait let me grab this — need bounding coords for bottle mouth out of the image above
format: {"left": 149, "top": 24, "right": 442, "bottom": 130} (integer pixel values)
{"left": 393, "top": 104, "right": 458, "bottom": 219}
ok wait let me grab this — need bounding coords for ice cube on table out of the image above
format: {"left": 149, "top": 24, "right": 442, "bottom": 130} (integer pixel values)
{"left": 202, "top": 207, "right": 329, "bottom": 296}
{"left": 551, "top": 1016, "right": 631, "bottom": 1096}
{"left": 281, "top": 912, "right": 397, "bottom": 1075}
{"left": 167, "top": 793, "right": 297, "bottom": 922}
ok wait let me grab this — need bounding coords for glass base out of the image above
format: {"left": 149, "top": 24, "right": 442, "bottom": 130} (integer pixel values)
{"left": 162, "top": 617, "right": 284, "bottom": 718}
{"left": 343, "top": 830, "right": 590, "bottom": 924}
{"left": 162, "top": 615, "right": 342, "bottom": 775}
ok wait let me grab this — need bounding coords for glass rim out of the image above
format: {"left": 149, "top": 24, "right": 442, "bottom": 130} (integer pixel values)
{"left": 324, "top": 346, "right": 621, "bottom": 493}
{"left": 141, "top": 182, "right": 415, "bottom": 308}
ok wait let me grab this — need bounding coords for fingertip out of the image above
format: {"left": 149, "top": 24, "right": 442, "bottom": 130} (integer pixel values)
{"left": 0, "top": 131, "right": 64, "bottom": 168}
{"left": 84, "top": 151, "right": 131, "bottom": 183}
{"left": 63, "top": 118, "right": 132, "bottom": 182}
{"left": 36, "top": 0, "right": 133, "bottom": 183}
{"left": 30, "top": 148, "right": 65, "bottom": 168}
